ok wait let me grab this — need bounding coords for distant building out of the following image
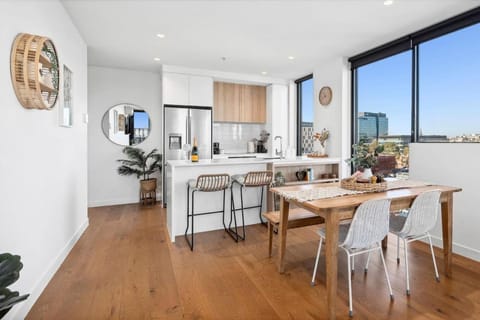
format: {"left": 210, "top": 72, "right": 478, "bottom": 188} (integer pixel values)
{"left": 420, "top": 135, "right": 449, "bottom": 142}
{"left": 358, "top": 112, "right": 388, "bottom": 140}
{"left": 448, "top": 134, "right": 480, "bottom": 143}
{"left": 379, "top": 134, "right": 448, "bottom": 144}
{"left": 378, "top": 135, "right": 411, "bottom": 145}
{"left": 301, "top": 122, "right": 314, "bottom": 153}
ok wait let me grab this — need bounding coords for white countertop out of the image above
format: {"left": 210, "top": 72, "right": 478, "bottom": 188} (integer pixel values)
{"left": 167, "top": 156, "right": 342, "bottom": 167}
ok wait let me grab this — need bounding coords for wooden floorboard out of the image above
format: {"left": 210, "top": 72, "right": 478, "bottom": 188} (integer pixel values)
{"left": 26, "top": 204, "right": 480, "bottom": 319}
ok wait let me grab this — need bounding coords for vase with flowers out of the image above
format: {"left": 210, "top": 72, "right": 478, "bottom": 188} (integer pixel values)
{"left": 313, "top": 128, "right": 329, "bottom": 156}
{"left": 345, "top": 139, "right": 384, "bottom": 180}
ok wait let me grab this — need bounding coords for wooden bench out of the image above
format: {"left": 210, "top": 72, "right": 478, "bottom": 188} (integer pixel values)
{"left": 262, "top": 208, "right": 325, "bottom": 257}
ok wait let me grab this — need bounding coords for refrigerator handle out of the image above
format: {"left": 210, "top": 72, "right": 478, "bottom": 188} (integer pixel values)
{"left": 185, "top": 114, "right": 189, "bottom": 145}
{"left": 187, "top": 111, "right": 192, "bottom": 145}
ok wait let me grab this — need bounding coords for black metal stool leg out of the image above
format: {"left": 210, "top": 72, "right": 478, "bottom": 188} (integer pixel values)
{"left": 240, "top": 185, "right": 246, "bottom": 240}
{"left": 191, "top": 191, "right": 195, "bottom": 250}
{"left": 185, "top": 186, "right": 194, "bottom": 251}
{"left": 222, "top": 189, "right": 228, "bottom": 230}
{"left": 225, "top": 182, "right": 244, "bottom": 242}
{"left": 259, "top": 185, "right": 267, "bottom": 226}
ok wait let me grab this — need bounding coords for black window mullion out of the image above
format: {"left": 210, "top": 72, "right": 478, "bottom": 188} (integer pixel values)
{"left": 295, "top": 74, "right": 313, "bottom": 156}
{"left": 296, "top": 81, "right": 303, "bottom": 155}
{"left": 351, "top": 68, "right": 358, "bottom": 146}
{"left": 411, "top": 45, "right": 419, "bottom": 143}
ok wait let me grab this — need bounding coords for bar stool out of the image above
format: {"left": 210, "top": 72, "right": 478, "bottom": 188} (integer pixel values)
{"left": 227, "top": 171, "right": 273, "bottom": 241}
{"left": 185, "top": 174, "right": 230, "bottom": 251}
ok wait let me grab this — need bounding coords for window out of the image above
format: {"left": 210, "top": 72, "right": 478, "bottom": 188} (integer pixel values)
{"left": 418, "top": 23, "right": 480, "bottom": 142}
{"left": 296, "top": 74, "right": 313, "bottom": 155}
{"left": 354, "top": 51, "right": 412, "bottom": 177}
{"left": 350, "top": 7, "right": 480, "bottom": 177}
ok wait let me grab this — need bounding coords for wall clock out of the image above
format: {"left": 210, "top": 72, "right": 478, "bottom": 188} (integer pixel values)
{"left": 319, "top": 86, "right": 332, "bottom": 106}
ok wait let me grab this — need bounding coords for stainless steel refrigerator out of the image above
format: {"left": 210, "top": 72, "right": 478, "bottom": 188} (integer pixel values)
{"left": 162, "top": 105, "right": 212, "bottom": 205}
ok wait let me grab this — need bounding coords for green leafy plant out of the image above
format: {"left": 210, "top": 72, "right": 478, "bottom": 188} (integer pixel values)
{"left": 41, "top": 44, "right": 59, "bottom": 90}
{"left": 345, "top": 139, "right": 384, "bottom": 169}
{"left": 0, "top": 253, "right": 29, "bottom": 319}
{"left": 117, "top": 147, "right": 162, "bottom": 180}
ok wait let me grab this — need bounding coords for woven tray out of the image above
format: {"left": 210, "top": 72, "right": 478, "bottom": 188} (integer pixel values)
{"left": 341, "top": 178, "right": 387, "bottom": 192}
{"left": 307, "top": 153, "right": 328, "bottom": 158}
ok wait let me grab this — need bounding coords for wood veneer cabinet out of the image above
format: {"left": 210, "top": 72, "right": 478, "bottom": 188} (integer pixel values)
{"left": 214, "top": 82, "right": 266, "bottom": 123}
{"left": 214, "top": 82, "right": 240, "bottom": 122}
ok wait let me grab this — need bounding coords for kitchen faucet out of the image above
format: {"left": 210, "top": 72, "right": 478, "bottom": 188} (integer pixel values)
{"left": 274, "top": 136, "right": 283, "bottom": 158}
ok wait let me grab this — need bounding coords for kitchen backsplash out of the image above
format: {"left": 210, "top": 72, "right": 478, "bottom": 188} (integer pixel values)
{"left": 213, "top": 122, "right": 266, "bottom": 153}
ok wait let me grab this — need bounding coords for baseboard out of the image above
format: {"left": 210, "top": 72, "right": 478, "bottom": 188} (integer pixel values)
{"left": 88, "top": 193, "right": 163, "bottom": 207}
{"left": 429, "top": 235, "right": 480, "bottom": 262}
{"left": 5, "top": 219, "right": 89, "bottom": 320}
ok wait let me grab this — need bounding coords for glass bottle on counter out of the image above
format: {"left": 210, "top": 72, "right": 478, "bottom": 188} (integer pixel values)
{"left": 191, "top": 137, "right": 199, "bottom": 162}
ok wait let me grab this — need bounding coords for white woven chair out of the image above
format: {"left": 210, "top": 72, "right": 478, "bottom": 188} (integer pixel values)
{"left": 389, "top": 190, "right": 441, "bottom": 295}
{"left": 311, "top": 198, "right": 394, "bottom": 317}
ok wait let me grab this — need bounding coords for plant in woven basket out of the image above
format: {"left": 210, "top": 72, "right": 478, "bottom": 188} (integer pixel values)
{"left": 117, "top": 147, "right": 162, "bottom": 202}
{"left": 0, "top": 253, "right": 29, "bottom": 319}
{"left": 346, "top": 139, "right": 384, "bottom": 170}
{"left": 117, "top": 147, "right": 162, "bottom": 180}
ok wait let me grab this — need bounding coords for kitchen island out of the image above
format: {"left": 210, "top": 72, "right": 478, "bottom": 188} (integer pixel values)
{"left": 165, "top": 156, "right": 341, "bottom": 242}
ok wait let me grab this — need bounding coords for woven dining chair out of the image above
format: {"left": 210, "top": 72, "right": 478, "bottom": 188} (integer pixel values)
{"left": 311, "top": 198, "right": 394, "bottom": 318}
{"left": 389, "top": 190, "right": 441, "bottom": 295}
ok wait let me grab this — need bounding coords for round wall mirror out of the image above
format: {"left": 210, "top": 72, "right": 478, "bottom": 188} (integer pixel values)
{"left": 101, "top": 103, "right": 151, "bottom": 146}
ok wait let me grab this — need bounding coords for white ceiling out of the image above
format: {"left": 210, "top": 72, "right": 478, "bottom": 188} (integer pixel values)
{"left": 61, "top": 0, "right": 480, "bottom": 79}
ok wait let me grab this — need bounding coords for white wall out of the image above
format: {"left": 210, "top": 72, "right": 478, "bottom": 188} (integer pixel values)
{"left": 266, "top": 84, "right": 289, "bottom": 156}
{"left": 313, "top": 57, "right": 351, "bottom": 178}
{"left": 88, "top": 66, "right": 162, "bottom": 207}
{"left": 0, "top": 1, "right": 88, "bottom": 319}
{"left": 410, "top": 143, "right": 480, "bottom": 261}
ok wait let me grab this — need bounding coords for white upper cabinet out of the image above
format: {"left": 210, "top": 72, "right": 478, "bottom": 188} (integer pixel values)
{"left": 188, "top": 75, "right": 213, "bottom": 106}
{"left": 163, "top": 73, "right": 189, "bottom": 105}
{"left": 163, "top": 73, "right": 213, "bottom": 106}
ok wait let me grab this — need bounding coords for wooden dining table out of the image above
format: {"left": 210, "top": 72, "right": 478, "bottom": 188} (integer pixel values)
{"left": 269, "top": 182, "right": 462, "bottom": 320}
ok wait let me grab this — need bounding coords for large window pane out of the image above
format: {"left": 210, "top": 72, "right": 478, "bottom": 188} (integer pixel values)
{"left": 356, "top": 51, "right": 412, "bottom": 177}
{"left": 419, "top": 23, "right": 480, "bottom": 142}
{"left": 297, "top": 77, "right": 314, "bottom": 154}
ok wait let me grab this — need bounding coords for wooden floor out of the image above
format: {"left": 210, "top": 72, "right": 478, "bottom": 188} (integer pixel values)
{"left": 27, "top": 204, "right": 480, "bottom": 319}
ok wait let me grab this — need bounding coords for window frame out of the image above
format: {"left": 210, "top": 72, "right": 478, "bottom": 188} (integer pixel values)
{"left": 295, "top": 73, "right": 313, "bottom": 155}
{"left": 349, "top": 7, "right": 480, "bottom": 146}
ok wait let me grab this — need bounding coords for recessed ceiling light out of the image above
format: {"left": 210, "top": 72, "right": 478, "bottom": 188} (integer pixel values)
{"left": 153, "top": 57, "right": 161, "bottom": 61}
{"left": 261, "top": 71, "right": 267, "bottom": 75}
{"left": 288, "top": 56, "right": 295, "bottom": 60}
{"left": 156, "top": 33, "right": 166, "bottom": 38}
{"left": 384, "top": 0, "right": 394, "bottom": 6}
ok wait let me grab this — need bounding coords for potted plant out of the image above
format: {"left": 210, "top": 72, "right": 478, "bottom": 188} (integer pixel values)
{"left": 0, "top": 253, "right": 29, "bottom": 319}
{"left": 117, "top": 147, "right": 162, "bottom": 203}
{"left": 345, "top": 139, "right": 384, "bottom": 180}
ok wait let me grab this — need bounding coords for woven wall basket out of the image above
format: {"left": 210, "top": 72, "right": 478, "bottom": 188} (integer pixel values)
{"left": 10, "top": 33, "right": 59, "bottom": 110}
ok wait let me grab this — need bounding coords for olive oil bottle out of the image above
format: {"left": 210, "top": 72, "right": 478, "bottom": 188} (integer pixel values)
{"left": 191, "top": 137, "right": 199, "bottom": 162}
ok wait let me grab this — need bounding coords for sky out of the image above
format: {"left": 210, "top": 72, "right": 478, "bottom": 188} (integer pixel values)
{"left": 358, "top": 23, "right": 480, "bottom": 137}
{"left": 301, "top": 78, "right": 314, "bottom": 122}
{"left": 134, "top": 111, "right": 150, "bottom": 129}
